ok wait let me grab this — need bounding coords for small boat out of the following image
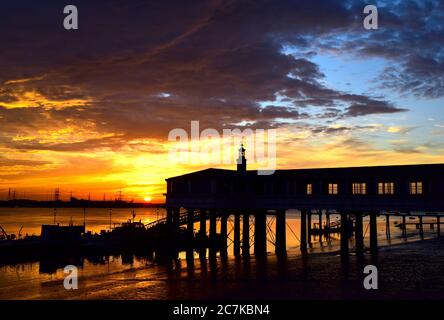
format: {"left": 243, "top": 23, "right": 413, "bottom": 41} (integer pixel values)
{"left": 40, "top": 224, "right": 85, "bottom": 244}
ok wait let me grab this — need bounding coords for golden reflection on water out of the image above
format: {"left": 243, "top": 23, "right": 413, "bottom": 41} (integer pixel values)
{"left": 0, "top": 208, "right": 440, "bottom": 299}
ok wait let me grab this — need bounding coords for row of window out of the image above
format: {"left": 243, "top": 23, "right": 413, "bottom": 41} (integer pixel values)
{"left": 306, "top": 182, "right": 423, "bottom": 195}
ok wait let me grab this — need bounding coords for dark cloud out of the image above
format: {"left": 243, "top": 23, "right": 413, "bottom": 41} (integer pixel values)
{"left": 392, "top": 146, "right": 423, "bottom": 154}
{"left": 344, "top": 102, "right": 408, "bottom": 117}
{"left": 352, "top": 1, "right": 444, "bottom": 98}
{"left": 1, "top": 0, "right": 438, "bottom": 152}
{"left": 310, "top": 124, "right": 376, "bottom": 135}
{"left": 325, "top": 137, "right": 376, "bottom": 153}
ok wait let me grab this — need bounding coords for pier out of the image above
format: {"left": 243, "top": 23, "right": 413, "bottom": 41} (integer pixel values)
{"left": 159, "top": 146, "right": 444, "bottom": 258}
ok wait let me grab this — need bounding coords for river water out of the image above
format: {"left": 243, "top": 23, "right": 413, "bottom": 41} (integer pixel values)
{"left": 0, "top": 207, "right": 439, "bottom": 299}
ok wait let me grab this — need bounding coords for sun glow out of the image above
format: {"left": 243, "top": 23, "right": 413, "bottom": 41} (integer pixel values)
{"left": 144, "top": 196, "right": 152, "bottom": 202}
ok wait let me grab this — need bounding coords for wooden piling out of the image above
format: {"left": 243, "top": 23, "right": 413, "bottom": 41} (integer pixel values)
{"left": 209, "top": 211, "right": 217, "bottom": 244}
{"left": 242, "top": 213, "right": 250, "bottom": 256}
{"left": 166, "top": 208, "right": 173, "bottom": 226}
{"left": 419, "top": 215, "right": 424, "bottom": 240}
{"left": 233, "top": 213, "right": 241, "bottom": 257}
{"left": 172, "top": 208, "right": 181, "bottom": 257}
{"left": 402, "top": 215, "right": 407, "bottom": 238}
{"left": 220, "top": 212, "right": 228, "bottom": 256}
{"left": 172, "top": 208, "right": 180, "bottom": 239}
{"left": 340, "top": 211, "right": 349, "bottom": 257}
{"left": 187, "top": 208, "right": 194, "bottom": 239}
{"left": 307, "top": 211, "right": 312, "bottom": 248}
{"left": 199, "top": 209, "right": 207, "bottom": 238}
{"left": 355, "top": 213, "right": 364, "bottom": 255}
{"left": 209, "top": 211, "right": 217, "bottom": 257}
{"left": 254, "top": 211, "right": 267, "bottom": 257}
{"left": 300, "top": 210, "right": 307, "bottom": 254}
{"left": 326, "top": 212, "right": 331, "bottom": 242}
{"left": 198, "top": 209, "right": 207, "bottom": 259}
{"left": 370, "top": 212, "right": 378, "bottom": 254}
{"left": 275, "top": 209, "right": 286, "bottom": 255}
{"left": 385, "top": 214, "right": 391, "bottom": 239}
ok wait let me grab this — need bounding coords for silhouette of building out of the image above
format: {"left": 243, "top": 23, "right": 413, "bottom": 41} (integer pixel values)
{"left": 165, "top": 145, "right": 444, "bottom": 257}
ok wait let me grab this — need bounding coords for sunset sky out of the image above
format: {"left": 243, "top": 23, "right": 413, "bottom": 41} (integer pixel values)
{"left": 0, "top": 0, "right": 443, "bottom": 202}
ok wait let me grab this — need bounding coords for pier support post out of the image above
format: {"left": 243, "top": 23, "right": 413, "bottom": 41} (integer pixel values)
{"left": 166, "top": 208, "right": 173, "bottom": 226}
{"left": 318, "top": 210, "right": 323, "bottom": 244}
{"left": 186, "top": 247, "right": 194, "bottom": 270}
{"left": 326, "top": 212, "right": 331, "bottom": 241}
{"left": 209, "top": 211, "right": 217, "bottom": 245}
{"left": 419, "top": 215, "right": 424, "bottom": 240}
{"left": 199, "top": 210, "right": 207, "bottom": 238}
{"left": 300, "top": 210, "right": 307, "bottom": 254}
{"left": 172, "top": 208, "right": 181, "bottom": 258}
{"left": 402, "top": 215, "right": 407, "bottom": 238}
{"left": 242, "top": 213, "right": 250, "bottom": 256}
{"left": 220, "top": 212, "right": 228, "bottom": 257}
{"left": 385, "top": 215, "right": 391, "bottom": 239}
{"left": 438, "top": 216, "right": 441, "bottom": 237}
{"left": 186, "top": 209, "right": 194, "bottom": 261}
{"left": 340, "top": 211, "right": 349, "bottom": 257}
{"left": 370, "top": 212, "right": 378, "bottom": 254}
{"left": 172, "top": 208, "right": 181, "bottom": 237}
{"left": 307, "top": 211, "right": 312, "bottom": 248}
{"left": 233, "top": 213, "right": 241, "bottom": 257}
{"left": 254, "top": 211, "right": 267, "bottom": 257}
{"left": 355, "top": 213, "right": 364, "bottom": 255}
{"left": 209, "top": 211, "right": 217, "bottom": 258}
{"left": 198, "top": 209, "right": 207, "bottom": 258}
{"left": 275, "top": 209, "right": 286, "bottom": 255}
{"left": 187, "top": 208, "right": 194, "bottom": 239}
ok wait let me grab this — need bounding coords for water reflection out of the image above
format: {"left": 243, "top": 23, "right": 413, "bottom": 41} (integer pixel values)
{"left": 39, "top": 256, "right": 84, "bottom": 274}
{"left": 0, "top": 238, "right": 440, "bottom": 300}
{"left": 0, "top": 211, "right": 441, "bottom": 299}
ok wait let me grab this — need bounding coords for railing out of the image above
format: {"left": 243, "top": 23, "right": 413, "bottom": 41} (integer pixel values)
{"left": 145, "top": 216, "right": 169, "bottom": 229}
{"left": 145, "top": 210, "right": 203, "bottom": 230}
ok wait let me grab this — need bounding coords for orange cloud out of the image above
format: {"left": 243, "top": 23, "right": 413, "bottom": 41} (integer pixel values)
{"left": 0, "top": 89, "right": 91, "bottom": 110}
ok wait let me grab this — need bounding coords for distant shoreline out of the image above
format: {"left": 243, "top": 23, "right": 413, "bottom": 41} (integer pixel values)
{"left": 0, "top": 200, "right": 165, "bottom": 208}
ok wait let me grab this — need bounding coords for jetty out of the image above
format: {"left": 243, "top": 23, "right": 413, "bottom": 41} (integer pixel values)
{"left": 162, "top": 145, "right": 444, "bottom": 258}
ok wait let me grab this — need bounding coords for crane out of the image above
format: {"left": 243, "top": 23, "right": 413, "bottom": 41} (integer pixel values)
{"left": 18, "top": 226, "right": 23, "bottom": 239}
{"left": 0, "top": 226, "right": 8, "bottom": 240}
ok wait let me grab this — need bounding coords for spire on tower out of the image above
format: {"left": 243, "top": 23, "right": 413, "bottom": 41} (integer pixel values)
{"left": 237, "top": 143, "right": 247, "bottom": 172}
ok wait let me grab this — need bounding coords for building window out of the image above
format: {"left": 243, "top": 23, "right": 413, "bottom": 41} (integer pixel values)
{"left": 306, "top": 183, "right": 313, "bottom": 195}
{"left": 328, "top": 183, "right": 338, "bottom": 195}
{"left": 409, "top": 181, "right": 423, "bottom": 194}
{"left": 378, "top": 182, "right": 394, "bottom": 194}
{"left": 352, "top": 183, "right": 366, "bottom": 195}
